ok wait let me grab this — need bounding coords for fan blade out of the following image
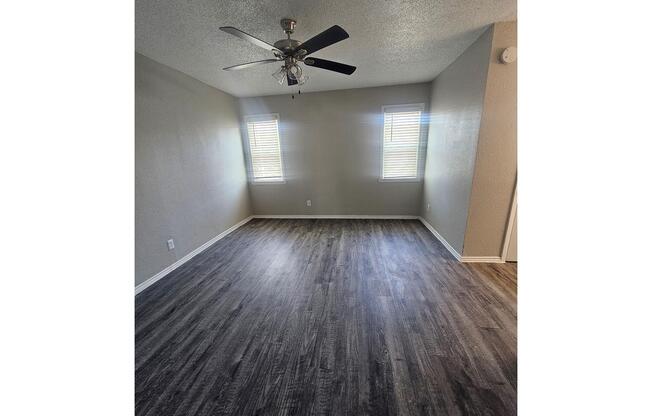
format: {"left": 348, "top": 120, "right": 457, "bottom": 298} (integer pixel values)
{"left": 304, "top": 57, "right": 356, "bottom": 75}
{"left": 297, "top": 25, "right": 349, "bottom": 56}
{"left": 287, "top": 73, "right": 298, "bottom": 86}
{"left": 223, "top": 59, "right": 282, "bottom": 71}
{"left": 219, "top": 26, "right": 282, "bottom": 54}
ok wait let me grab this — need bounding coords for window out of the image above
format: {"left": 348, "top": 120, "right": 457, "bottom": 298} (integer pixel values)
{"left": 245, "top": 114, "right": 285, "bottom": 183}
{"left": 381, "top": 104, "right": 424, "bottom": 181}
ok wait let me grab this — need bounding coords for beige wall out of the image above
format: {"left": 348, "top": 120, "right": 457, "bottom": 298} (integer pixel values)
{"left": 136, "top": 53, "right": 251, "bottom": 286}
{"left": 238, "top": 83, "right": 431, "bottom": 215}
{"left": 463, "top": 21, "right": 517, "bottom": 257}
{"left": 420, "top": 28, "right": 494, "bottom": 254}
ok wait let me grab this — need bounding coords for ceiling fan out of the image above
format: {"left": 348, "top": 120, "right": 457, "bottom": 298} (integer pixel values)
{"left": 219, "top": 18, "right": 356, "bottom": 86}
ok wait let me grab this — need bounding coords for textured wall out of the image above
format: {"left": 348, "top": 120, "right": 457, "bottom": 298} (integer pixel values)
{"left": 463, "top": 21, "right": 517, "bottom": 257}
{"left": 238, "top": 83, "right": 431, "bottom": 216}
{"left": 420, "top": 28, "right": 494, "bottom": 254}
{"left": 136, "top": 53, "right": 251, "bottom": 286}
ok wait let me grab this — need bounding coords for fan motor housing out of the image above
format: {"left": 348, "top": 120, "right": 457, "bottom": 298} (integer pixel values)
{"left": 273, "top": 38, "right": 301, "bottom": 55}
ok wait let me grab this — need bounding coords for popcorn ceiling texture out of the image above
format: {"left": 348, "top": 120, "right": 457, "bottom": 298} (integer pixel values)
{"left": 136, "top": 0, "right": 516, "bottom": 97}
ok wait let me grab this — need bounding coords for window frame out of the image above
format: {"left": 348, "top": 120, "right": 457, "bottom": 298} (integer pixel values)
{"left": 244, "top": 113, "right": 286, "bottom": 185}
{"left": 379, "top": 103, "right": 426, "bottom": 183}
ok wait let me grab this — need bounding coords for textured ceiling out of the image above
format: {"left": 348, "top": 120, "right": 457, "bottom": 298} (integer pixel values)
{"left": 136, "top": 0, "right": 516, "bottom": 97}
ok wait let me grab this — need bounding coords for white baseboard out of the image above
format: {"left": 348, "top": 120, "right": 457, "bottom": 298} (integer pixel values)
{"left": 135, "top": 215, "right": 254, "bottom": 296}
{"left": 417, "top": 216, "right": 463, "bottom": 260}
{"left": 252, "top": 215, "right": 418, "bottom": 219}
{"left": 460, "top": 256, "right": 504, "bottom": 263}
{"left": 417, "top": 217, "right": 505, "bottom": 263}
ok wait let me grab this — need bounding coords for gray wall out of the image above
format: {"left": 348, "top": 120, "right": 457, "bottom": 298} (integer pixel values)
{"left": 238, "top": 83, "right": 431, "bottom": 215}
{"left": 421, "top": 28, "right": 494, "bottom": 254}
{"left": 463, "top": 21, "right": 517, "bottom": 257}
{"left": 136, "top": 53, "right": 251, "bottom": 286}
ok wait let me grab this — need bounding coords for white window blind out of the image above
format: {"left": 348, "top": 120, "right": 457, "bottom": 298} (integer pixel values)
{"left": 245, "top": 115, "right": 284, "bottom": 182}
{"left": 382, "top": 105, "right": 423, "bottom": 180}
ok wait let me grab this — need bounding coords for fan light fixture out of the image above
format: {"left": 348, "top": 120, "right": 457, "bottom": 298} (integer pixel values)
{"left": 271, "top": 61, "right": 308, "bottom": 86}
{"left": 220, "top": 19, "right": 356, "bottom": 87}
{"left": 272, "top": 66, "right": 287, "bottom": 85}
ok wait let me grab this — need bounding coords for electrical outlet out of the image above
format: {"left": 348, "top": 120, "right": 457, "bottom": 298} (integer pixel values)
{"left": 167, "top": 239, "right": 175, "bottom": 251}
{"left": 427, "top": 203, "right": 431, "bottom": 212}
{"left": 306, "top": 199, "right": 312, "bottom": 207}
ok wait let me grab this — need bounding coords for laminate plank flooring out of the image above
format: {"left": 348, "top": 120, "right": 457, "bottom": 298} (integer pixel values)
{"left": 136, "top": 219, "right": 517, "bottom": 416}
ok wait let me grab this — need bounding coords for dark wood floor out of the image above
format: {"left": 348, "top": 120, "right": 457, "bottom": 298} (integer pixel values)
{"left": 136, "top": 219, "right": 517, "bottom": 416}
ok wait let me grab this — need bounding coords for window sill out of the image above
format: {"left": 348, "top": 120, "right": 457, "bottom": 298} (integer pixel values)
{"left": 378, "top": 178, "right": 421, "bottom": 183}
{"left": 251, "top": 179, "right": 287, "bottom": 185}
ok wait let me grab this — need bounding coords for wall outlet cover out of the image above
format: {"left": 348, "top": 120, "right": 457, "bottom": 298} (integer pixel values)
{"left": 167, "top": 239, "right": 175, "bottom": 250}
{"left": 306, "top": 200, "right": 312, "bottom": 207}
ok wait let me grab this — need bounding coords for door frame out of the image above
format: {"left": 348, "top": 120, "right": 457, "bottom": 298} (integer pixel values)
{"left": 501, "top": 181, "right": 517, "bottom": 262}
